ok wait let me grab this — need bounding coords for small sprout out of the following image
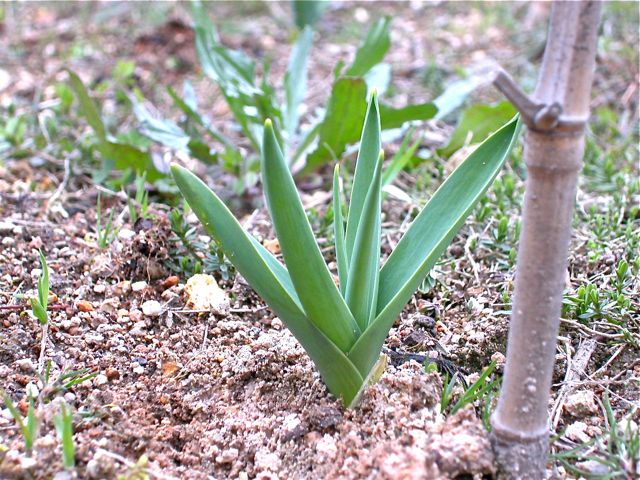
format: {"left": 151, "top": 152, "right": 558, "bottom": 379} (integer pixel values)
{"left": 53, "top": 402, "right": 75, "bottom": 469}
{"left": 2, "top": 392, "right": 39, "bottom": 455}
{"left": 96, "top": 191, "right": 118, "bottom": 249}
{"left": 29, "top": 250, "right": 49, "bottom": 326}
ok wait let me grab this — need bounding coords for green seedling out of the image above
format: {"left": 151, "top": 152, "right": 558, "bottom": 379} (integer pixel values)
{"left": 53, "top": 402, "right": 75, "bottom": 469}
{"left": 29, "top": 250, "right": 49, "bottom": 326}
{"left": 40, "top": 363, "right": 98, "bottom": 401}
{"left": 126, "top": 172, "right": 149, "bottom": 224}
{"left": 96, "top": 192, "right": 118, "bottom": 249}
{"left": 2, "top": 392, "right": 39, "bottom": 455}
{"left": 168, "top": 206, "right": 233, "bottom": 280}
{"left": 30, "top": 250, "right": 51, "bottom": 373}
{"left": 439, "top": 361, "right": 500, "bottom": 429}
{"left": 172, "top": 92, "right": 520, "bottom": 406}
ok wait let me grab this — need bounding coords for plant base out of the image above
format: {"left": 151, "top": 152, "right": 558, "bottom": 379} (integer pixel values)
{"left": 489, "top": 424, "right": 548, "bottom": 480}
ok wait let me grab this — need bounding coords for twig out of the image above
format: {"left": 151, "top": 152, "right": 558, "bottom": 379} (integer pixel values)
{"left": 550, "top": 337, "right": 597, "bottom": 429}
{"left": 46, "top": 155, "right": 71, "bottom": 216}
{"left": 0, "top": 304, "right": 70, "bottom": 311}
{"left": 592, "top": 344, "right": 626, "bottom": 378}
{"left": 464, "top": 231, "right": 481, "bottom": 284}
{"left": 38, "top": 323, "right": 49, "bottom": 374}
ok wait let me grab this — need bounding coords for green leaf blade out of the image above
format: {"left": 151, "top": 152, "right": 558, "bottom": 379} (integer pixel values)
{"left": 291, "top": 0, "right": 327, "bottom": 29}
{"left": 345, "top": 153, "right": 382, "bottom": 329}
{"left": 37, "top": 250, "right": 49, "bottom": 311}
{"left": 379, "top": 102, "right": 438, "bottom": 130}
{"left": 262, "top": 121, "right": 361, "bottom": 352}
{"left": 345, "top": 91, "right": 381, "bottom": 261}
{"left": 66, "top": 70, "right": 106, "bottom": 141}
{"left": 346, "top": 17, "right": 391, "bottom": 77}
{"left": 438, "top": 102, "right": 517, "bottom": 158}
{"left": 304, "top": 77, "right": 368, "bottom": 172}
{"left": 348, "top": 117, "right": 521, "bottom": 375}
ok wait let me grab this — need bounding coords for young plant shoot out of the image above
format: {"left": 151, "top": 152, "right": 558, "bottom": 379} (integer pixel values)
{"left": 172, "top": 92, "right": 520, "bottom": 406}
{"left": 30, "top": 250, "right": 50, "bottom": 373}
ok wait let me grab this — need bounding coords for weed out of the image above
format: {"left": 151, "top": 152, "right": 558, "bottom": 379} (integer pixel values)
{"left": 553, "top": 394, "right": 639, "bottom": 478}
{"left": 96, "top": 192, "right": 119, "bottom": 249}
{"left": 2, "top": 391, "right": 38, "bottom": 455}
{"left": 53, "top": 402, "right": 75, "bottom": 469}
{"left": 126, "top": 173, "right": 150, "bottom": 224}
{"left": 438, "top": 360, "right": 500, "bottom": 429}
{"left": 167, "top": 206, "right": 233, "bottom": 280}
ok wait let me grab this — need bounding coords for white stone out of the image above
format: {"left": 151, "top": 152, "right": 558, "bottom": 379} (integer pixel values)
{"left": 142, "top": 300, "right": 162, "bottom": 317}
{"left": 565, "top": 421, "right": 591, "bottom": 443}
{"left": 315, "top": 434, "right": 338, "bottom": 460}
{"left": 118, "top": 228, "right": 135, "bottom": 240}
{"left": 25, "top": 382, "right": 39, "bottom": 398}
{"left": 16, "top": 358, "right": 36, "bottom": 373}
{"left": 131, "top": 281, "right": 148, "bottom": 292}
{"left": 564, "top": 390, "right": 598, "bottom": 417}
{"left": 184, "top": 274, "right": 230, "bottom": 315}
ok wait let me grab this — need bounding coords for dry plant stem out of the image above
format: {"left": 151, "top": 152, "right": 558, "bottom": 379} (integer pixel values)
{"left": 38, "top": 323, "right": 49, "bottom": 374}
{"left": 490, "top": 1, "right": 601, "bottom": 478}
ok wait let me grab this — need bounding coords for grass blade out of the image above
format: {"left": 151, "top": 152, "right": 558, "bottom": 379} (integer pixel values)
{"left": 37, "top": 249, "right": 49, "bottom": 314}
{"left": 284, "top": 26, "right": 313, "bottom": 141}
{"left": 53, "top": 402, "right": 75, "bottom": 469}
{"left": 171, "top": 164, "right": 365, "bottom": 402}
{"left": 333, "top": 165, "right": 348, "bottom": 295}
{"left": 262, "top": 120, "right": 361, "bottom": 351}
{"left": 348, "top": 117, "right": 521, "bottom": 375}
{"left": 345, "top": 152, "right": 382, "bottom": 329}
{"left": 345, "top": 91, "right": 381, "bottom": 262}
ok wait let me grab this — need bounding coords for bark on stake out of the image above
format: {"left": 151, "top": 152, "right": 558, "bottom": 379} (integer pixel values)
{"left": 489, "top": 2, "right": 602, "bottom": 478}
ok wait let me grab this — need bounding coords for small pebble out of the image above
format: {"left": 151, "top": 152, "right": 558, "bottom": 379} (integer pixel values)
{"left": 216, "top": 448, "right": 239, "bottom": 464}
{"left": 132, "top": 365, "right": 145, "bottom": 375}
{"left": 94, "top": 374, "right": 108, "bottom": 386}
{"left": 25, "top": 382, "right": 39, "bottom": 398}
{"left": 76, "top": 300, "right": 94, "bottom": 312}
{"left": 142, "top": 300, "right": 162, "bottom": 317}
{"left": 93, "top": 284, "right": 106, "bottom": 294}
{"left": 0, "top": 221, "right": 15, "bottom": 233}
{"left": 118, "top": 228, "right": 135, "bottom": 240}
{"left": 16, "top": 358, "right": 36, "bottom": 373}
{"left": 162, "top": 276, "right": 180, "bottom": 289}
{"left": 106, "top": 368, "right": 120, "bottom": 381}
{"left": 491, "top": 352, "right": 506, "bottom": 365}
{"left": 132, "top": 281, "right": 147, "bottom": 292}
